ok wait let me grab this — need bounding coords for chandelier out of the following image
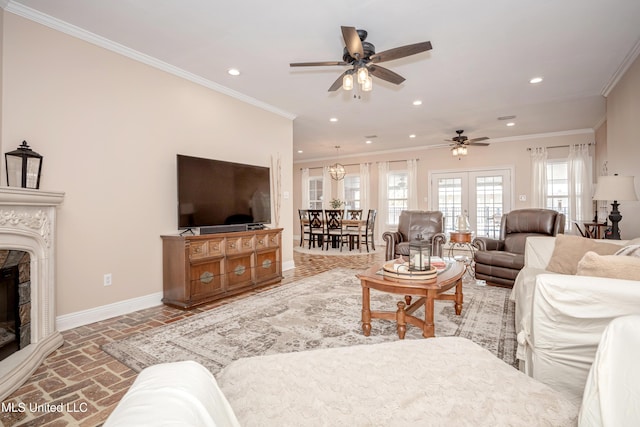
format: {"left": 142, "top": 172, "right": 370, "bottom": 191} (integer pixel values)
{"left": 328, "top": 145, "right": 346, "bottom": 180}
{"left": 451, "top": 145, "right": 468, "bottom": 157}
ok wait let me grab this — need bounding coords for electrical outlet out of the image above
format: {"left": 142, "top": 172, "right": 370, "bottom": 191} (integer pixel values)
{"left": 104, "top": 273, "right": 112, "bottom": 286}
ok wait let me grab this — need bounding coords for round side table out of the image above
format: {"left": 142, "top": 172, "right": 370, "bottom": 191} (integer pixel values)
{"left": 448, "top": 231, "right": 475, "bottom": 277}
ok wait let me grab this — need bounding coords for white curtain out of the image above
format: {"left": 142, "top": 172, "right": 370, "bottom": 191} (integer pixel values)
{"left": 377, "top": 161, "right": 389, "bottom": 239}
{"left": 337, "top": 178, "right": 345, "bottom": 205}
{"left": 568, "top": 144, "right": 593, "bottom": 232}
{"left": 301, "top": 168, "right": 310, "bottom": 209}
{"left": 322, "top": 167, "right": 331, "bottom": 209}
{"left": 531, "top": 147, "right": 548, "bottom": 208}
{"left": 360, "top": 163, "right": 371, "bottom": 213}
{"left": 407, "top": 159, "right": 419, "bottom": 210}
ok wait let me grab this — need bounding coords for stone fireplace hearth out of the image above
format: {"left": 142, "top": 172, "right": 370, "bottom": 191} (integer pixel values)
{"left": 0, "top": 188, "right": 64, "bottom": 401}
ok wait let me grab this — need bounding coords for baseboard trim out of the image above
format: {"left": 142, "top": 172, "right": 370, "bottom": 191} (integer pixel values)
{"left": 58, "top": 260, "right": 296, "bottom": 331}
{"left": 56, "top": 292, "right": 163, "bottom": 331}
{"left": 282, "top": 260, "right": 295, "bottom": 271}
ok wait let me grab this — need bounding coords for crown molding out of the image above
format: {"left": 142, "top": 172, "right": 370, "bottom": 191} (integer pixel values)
{"left": 294, "top": 129, "right": 595, "bottom": 164}
{"left": 487, "top": 128, "right": 594, "bottom": 144}
{"left": 601, "top": 36, "right": 640, "bottom": 97}
{"left": 3, "top": 1, "right": 297, "bottom": 121}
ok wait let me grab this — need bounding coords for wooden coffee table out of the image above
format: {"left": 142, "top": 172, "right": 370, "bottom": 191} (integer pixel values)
{"left": 357, "top": 261, "right": 465, "bottom": 339}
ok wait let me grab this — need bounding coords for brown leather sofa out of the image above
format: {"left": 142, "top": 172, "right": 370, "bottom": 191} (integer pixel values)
{"left": 472, "top": 209, "right": 565, "bottom": 287}
{"left": 382, "top": 210, "right": 446, "bottom": 261}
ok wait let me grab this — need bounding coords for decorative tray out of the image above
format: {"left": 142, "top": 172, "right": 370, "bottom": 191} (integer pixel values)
{"left": 381, "top": 261, "right": 445, "bottom": 282}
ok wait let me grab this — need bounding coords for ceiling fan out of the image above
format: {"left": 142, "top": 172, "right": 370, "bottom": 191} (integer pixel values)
{"left": 290, "top": 26, "right": 432, "bottom": 92}
{"left": 445, "top": 130, "right": 490, "bottom": 157}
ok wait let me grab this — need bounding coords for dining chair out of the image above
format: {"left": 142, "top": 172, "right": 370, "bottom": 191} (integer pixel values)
{"left": 363, "top": 209, "right": 377, "bottom": 252}
{"left": 306, "top": 209, "right": 324, "bottom": 249}
{"left": 324, "top": 209, "right": 347, "bottom": 251}
{"left": 347, "top": 210, "right": 363, "bottom": 220}
{"left": 345, "top": 210, "right": 363, "bottom": 250}
{"left": 298, "top": 209, "right": 310, "bottom": 247}
{"left": 347, "top": 209, "right": 376, "bottom": 252}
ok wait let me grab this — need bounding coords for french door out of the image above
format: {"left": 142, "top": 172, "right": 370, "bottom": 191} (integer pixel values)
{"left": 430, "top": 169, "right": 512, "bottom": 239}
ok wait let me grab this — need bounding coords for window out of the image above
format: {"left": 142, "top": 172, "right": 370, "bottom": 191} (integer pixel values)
{"left": 431, "top": 169, "right": 511, "bottom": 239}
{"left": 308, "top": 176, "right": 323, "bottom": 209}
{"left": 437, "top": 177, "right": 463, "bottom": 233}
{"left": 387, "top": 171, "right": 408, "bottom": 225}
{"left": 475, "top": 175, "right": 504, "bottom": 239}
{"left": 344, "top": 175, "right": 360, "bottom": 210}
{"left": 546, "top": 161, "right": 569, "bottom": 217}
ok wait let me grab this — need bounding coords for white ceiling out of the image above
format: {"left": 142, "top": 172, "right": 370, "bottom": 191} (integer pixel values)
{"left": 8, "top": 0, "right": 640, "bottom": 161}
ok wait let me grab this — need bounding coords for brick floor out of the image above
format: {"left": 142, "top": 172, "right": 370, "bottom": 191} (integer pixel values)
{"left": 1, "top": 244, "right": 384, "bottom": 426}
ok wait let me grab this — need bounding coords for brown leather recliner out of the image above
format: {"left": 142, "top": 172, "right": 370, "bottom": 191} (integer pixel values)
{"left": 382, "top": 210, "right": 446, "bottom": 261}
{"left": 472, "top": 209, "right": 565, "bottom": 287}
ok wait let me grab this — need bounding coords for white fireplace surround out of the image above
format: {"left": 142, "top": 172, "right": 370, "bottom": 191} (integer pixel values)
{"left": 0, "top": 187, "right": 64, "bottom": 401}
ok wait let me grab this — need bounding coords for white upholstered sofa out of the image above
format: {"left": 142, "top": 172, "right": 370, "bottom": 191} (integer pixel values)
{"left": 512, "top": 235, "right": 640, "bottom": 401}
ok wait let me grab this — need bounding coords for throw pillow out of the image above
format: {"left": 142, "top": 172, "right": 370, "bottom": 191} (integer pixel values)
{"left": 577, "top": 251, "right": 640, "bottom": 280}
{"left": 546, "top": 234, "right": 621, "bottom": 275}
{"left": 615, "top": 245, "right": 640, "bottom": 257}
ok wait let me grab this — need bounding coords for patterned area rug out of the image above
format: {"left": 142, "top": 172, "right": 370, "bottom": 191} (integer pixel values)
{"left": 102, "top": 268, "right": 517, "bottom": 375}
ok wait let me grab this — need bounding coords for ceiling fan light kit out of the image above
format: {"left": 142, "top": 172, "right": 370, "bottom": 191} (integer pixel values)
{"left": 447, "top": 129, "right": 490, "bottom": 158}
{"left": 451, "top": 146, "right": 468, "bottom": 157}
{"left": 290, "top": 26, "right": 432, "bottom": 93}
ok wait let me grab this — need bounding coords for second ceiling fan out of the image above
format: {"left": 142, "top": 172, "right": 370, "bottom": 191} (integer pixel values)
{"left": 290, "top": 26, "right": 432, "bottom": 92}
{"left": 445, "top": 130, "right": 490, "bottom": 157}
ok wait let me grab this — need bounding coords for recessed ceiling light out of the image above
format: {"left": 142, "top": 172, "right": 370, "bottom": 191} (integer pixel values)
{"left": 412, "top": 100, "right": 422, "bottom": 106}
{"left": 227, "top": 68, "right": 240, "bottom": 76}
{"left": 409, "top": 134, "right": 416, "bottom": 138}
{"left": 506, "top": 122, "right": 515, "bottom": 127}
{"left": 297, "top": 150, "right": 303, "bottom": 153}
{"left": 365, "top": 140, "right": 373, "bottom": 144}
{"left": 329, "top": 117, "right": 338, "bottom": 122}
{"left": 529, "top": 77, "right": 543, "bottom": 84}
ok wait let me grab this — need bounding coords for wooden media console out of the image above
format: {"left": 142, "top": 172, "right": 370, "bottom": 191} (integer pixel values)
{"left": 161, "top": 228, "right": 283, "bottom": 309}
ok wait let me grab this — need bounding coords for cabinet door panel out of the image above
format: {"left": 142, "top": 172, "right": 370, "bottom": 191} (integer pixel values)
{"left": 256, "top": 250, "right": 280, "bottom": 281}
{"left": 226, "top": 254, "right": 254, "bottom": 290}
{"left": 190, "top": 260, "right": 224, "bottom": 299}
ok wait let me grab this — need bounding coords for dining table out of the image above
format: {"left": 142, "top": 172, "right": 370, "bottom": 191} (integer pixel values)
{"left": 302, "top": 218, "right": 368, "bottom": 251}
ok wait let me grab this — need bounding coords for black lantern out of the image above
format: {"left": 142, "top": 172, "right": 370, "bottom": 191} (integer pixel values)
{"left": 409, "top": 234, "right": 432, "bottom": 271}
{"left": 5, "top": 141, "right": 43, "bottom": 189}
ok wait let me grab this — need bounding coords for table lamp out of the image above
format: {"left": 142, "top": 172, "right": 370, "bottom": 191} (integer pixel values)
{"left": 592, "top": 175, "right": 638, "bottom": 240}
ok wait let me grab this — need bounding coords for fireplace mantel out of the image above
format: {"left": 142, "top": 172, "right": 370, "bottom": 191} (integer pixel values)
{"left": 0, "top": 187, "right": 65, "bottom": 401}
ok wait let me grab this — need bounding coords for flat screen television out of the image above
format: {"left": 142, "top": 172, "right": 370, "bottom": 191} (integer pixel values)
{"left": 177, "top": 154, "right": 271, "bottom": 230}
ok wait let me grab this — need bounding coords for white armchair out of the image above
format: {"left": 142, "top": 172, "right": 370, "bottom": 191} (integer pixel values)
{"left": 511, "top": 236, "right": 640, "bottom": 401}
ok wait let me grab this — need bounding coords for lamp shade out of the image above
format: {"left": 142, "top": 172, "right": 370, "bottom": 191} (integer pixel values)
{"left": 593, "top": 175, "right": 638, "bottom": 201}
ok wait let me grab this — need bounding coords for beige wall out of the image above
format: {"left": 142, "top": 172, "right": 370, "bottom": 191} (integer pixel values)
{"left": 0, "top": 13, "right": 294, "bottom": 316}
{"left": 293, "top": 132, "right": 594, "bottom": 239}
{"left": 606, "top": 53, "right": 640, "bottom": 239}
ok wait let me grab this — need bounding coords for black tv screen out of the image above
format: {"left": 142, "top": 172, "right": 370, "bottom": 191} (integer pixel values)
{"left": 177, "top": 154, "right": 271, "bottom": 229}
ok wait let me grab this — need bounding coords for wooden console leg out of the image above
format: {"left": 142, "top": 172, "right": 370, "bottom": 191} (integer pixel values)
{"left": 362, "top": 286, "right": 371, "bottom": 336}
{"left": 396, "top": 301, "right": 407, "bottom": 339}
